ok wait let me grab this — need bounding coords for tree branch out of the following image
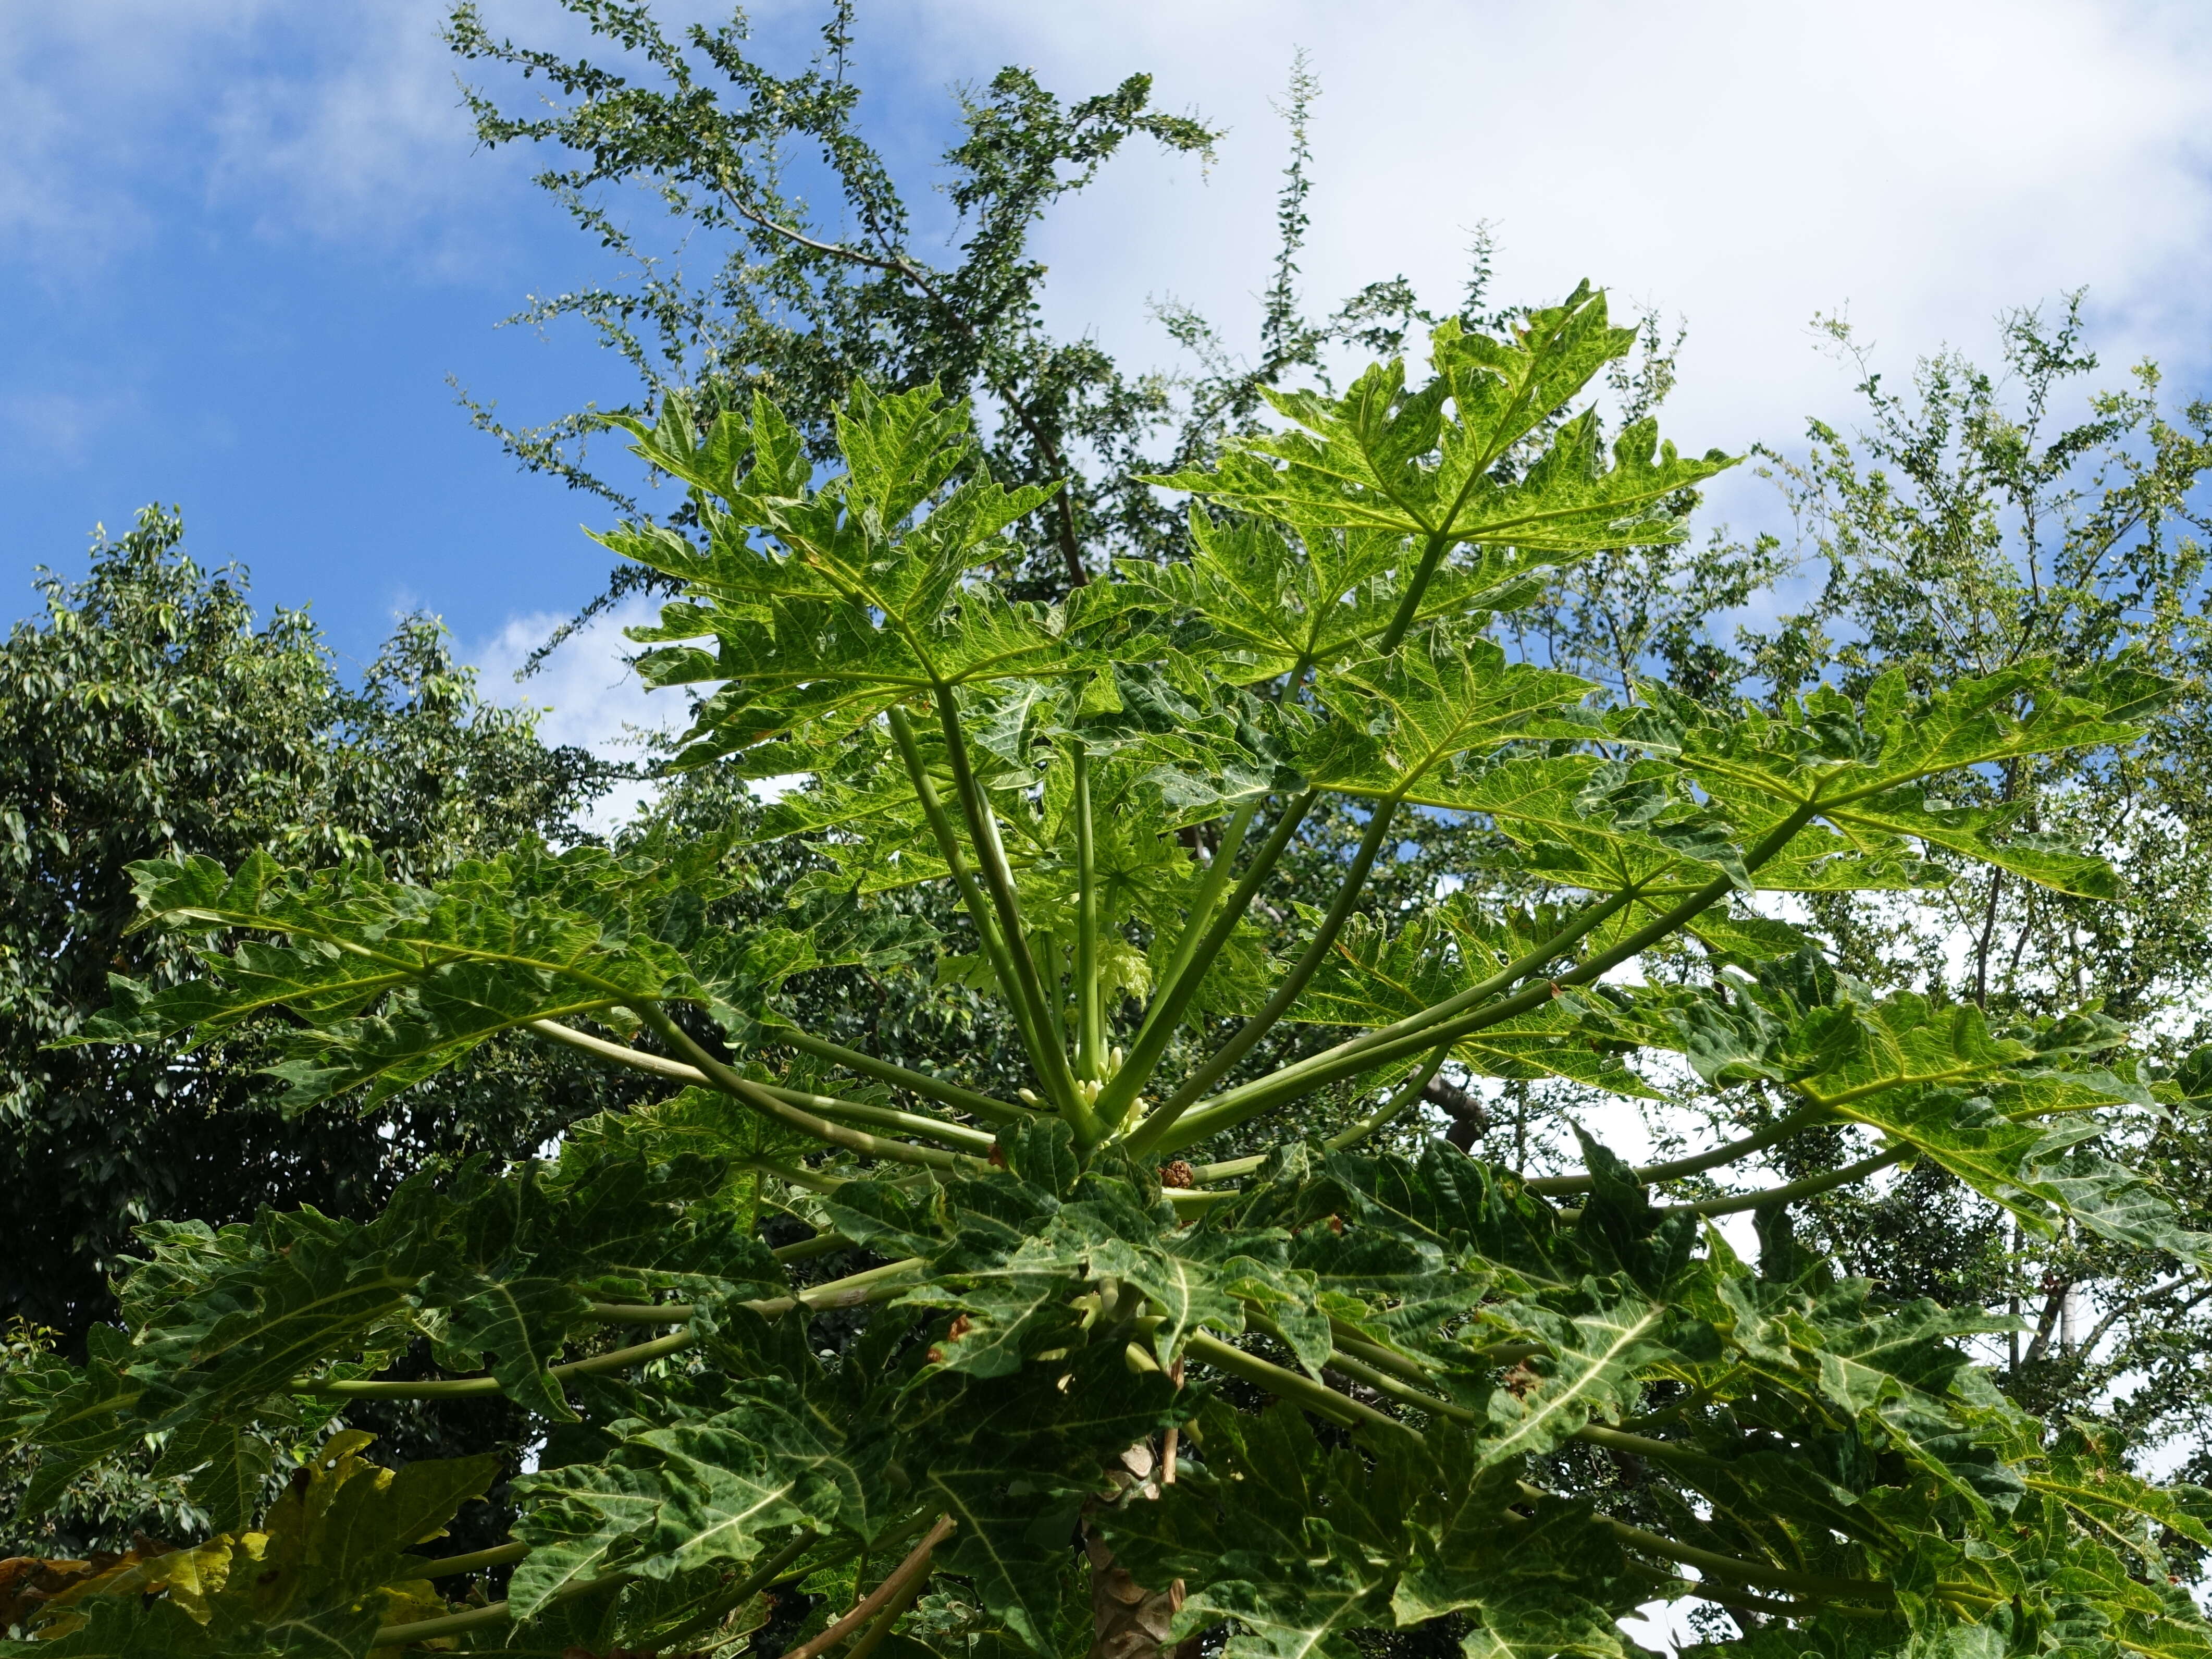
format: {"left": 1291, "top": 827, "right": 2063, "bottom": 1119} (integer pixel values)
{"left": 2078, "top": 1273, "right": 2209, "bottom": 1359}
{"left": 782, "top": 1515, "right": 957, "bottom": 1659}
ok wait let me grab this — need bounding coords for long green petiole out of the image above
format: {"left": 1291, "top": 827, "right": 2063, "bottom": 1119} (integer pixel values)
{"left": 1144, "top": 798, "right": 1261, "bottom": 1022}
{"left": 1141, "top": 876, "right": 1646, "bottom": 1159}
{"left": 743, "top": 1158, "right": 850, "bottom": 1198}
{"left": 302, "top": 1329, "right": 698, "bottom": 1400}
{"left": 640, "top": 1006, "right": 983, "bottom": 1172}
{"left": 1375, "top": 530, "right": 1453, "bottom": 655}
{"left": 1093, "top": 791, "right": 1317, "bottom": 1130}
{"left": 1182, "top": 1330, "right": 1410, "bottom": 1437}
{"left": 1195, "top": 1304, "right": 1889, "bottom": 1620}
{"left": 1305, "top": 1342, "right": 1713, "bottom": 1475}
{"left": 1128, "top": 798, "right": 1403, "bottom": 1154}
{"left": 1213, "top": 882, "right": 1642, "bottom": 1107}
{"left": 528, "top": 1015, "right": 1021, "bottom": 1135}
{"left": 1524, "top": 1100, "right": 1835, "bottom": 1196}
{"left": 402, "top": 1540, "right": 532, "bottom": 1580}
{"left": 1596, "top": 1510, "right": 1896, "bottom": 1603}
{"left": 1187, "top": 1040, "right": 1454, "bottom": 1183}
{"left": 1331, "top": 1044, "right": 1459, "bottom": 1150}
{"left": 372, "top": 1528, "right": 822, "bottom": 1651}
{"left": 928, "top": 689, "right": 1092, "bottom": 1130}
{"left": 1135, "top": 880, "right": 1642, "bottom": 1158}
{"left": 644, "top": 1529, "right": 826, "bottom": 1653}
{"left": 1155, "top": 800, "right": 1824, "bottom": 1153}
{"left": 778, "top": 1026, "right": 1027, "bottom": 1126}
{"left": 1072, "top": 745, "right": 1104, "bottom": 1080}
{"left": 775, "top": 1090, "right": 998, "bottom": 1154}
{"left": 1649, "top": 1145, "right": 1911, "bottom": 1220}
{"left": 296, "top": 1260, "right": 927, "bottom": 1399}
{"left": 589, "top": 1301, "right": 698, "bottom": 1323}
{"left": 888, "top": 706, "right": 1072, "bottom": 1119}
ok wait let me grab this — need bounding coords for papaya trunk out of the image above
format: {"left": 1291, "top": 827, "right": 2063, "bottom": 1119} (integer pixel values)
{"left": 1085, "top": 1440, "right": 1203, "bottom": 1659}
{"left": 1084, "top": 1526, "right": 1187, "bottom": 1659}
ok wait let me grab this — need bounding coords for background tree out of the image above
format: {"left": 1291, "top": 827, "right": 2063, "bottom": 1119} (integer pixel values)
{"left": 0, "top": 510, "right": 621, "bottom": 1343}
{"left": 443, "top": 2, "right": 1655, "bottom": 620}
{"left": 1515, "top": 306, "right": 2212, "bottom": 1477}
{"left": 446, "top": 0, "right": 1218, "bottom": 608}
{"left": 0, "top": 512, "right": 639, "bottom": 1552}
{"left": 1757, "top": 310, "right": 2212, "bottom": 1476}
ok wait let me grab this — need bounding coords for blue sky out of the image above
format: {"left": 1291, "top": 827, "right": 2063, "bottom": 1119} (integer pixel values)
{"left": 9, "top": 0, "right": 2212, "bottom": 756}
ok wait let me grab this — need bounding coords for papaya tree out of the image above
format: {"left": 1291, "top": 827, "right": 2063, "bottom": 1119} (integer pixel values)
{"left": 6, "top": 289, "right": 2210, "bottom": 1659}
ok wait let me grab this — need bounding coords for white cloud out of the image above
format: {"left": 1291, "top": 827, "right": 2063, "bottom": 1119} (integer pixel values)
{"left": 201, "top": 7, "right": 499, "bottom": 262}
{"left": 468, "top": 597, "right": 684, "bottom": 831}
{"left": 0, "top": 0, "right": 594, "bottom": 280}
{"left": 0, "top": 0, "right": 805, "bottom": 279}
{"left": 18, "top": 0, "right": 2211, "bottom": 484}
{"left": 0, "top": 387, "right": 143, "bottom": 468}
{"left": 853, "top": 0, "right": 2212, "bottom": 524}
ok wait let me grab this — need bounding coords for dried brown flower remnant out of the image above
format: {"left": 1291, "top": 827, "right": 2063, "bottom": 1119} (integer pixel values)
{"left": 927, "top": 1313, "right": 975, "bottom": 1366}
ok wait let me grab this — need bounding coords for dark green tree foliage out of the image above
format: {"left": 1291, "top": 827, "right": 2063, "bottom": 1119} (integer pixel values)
{"left": 0, "top": 513, "right": 625, "bottom": 1333}
{"left": 8, "top": 308, "right": 2211, "bottom": 1659}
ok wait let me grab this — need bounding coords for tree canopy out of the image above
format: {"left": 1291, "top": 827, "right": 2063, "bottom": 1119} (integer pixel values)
{"left": 441, "top": 0, "right": 2212, "bottom": 1486}
{"left": 6, "top": 301, "right": 2210, "bottom": 1659}
{"left": 0, "top": 512, "right": 625, "bottom": 1345}
{"left": 0, "top": 512, "right": 638, "bottom": 1557}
